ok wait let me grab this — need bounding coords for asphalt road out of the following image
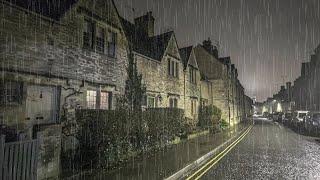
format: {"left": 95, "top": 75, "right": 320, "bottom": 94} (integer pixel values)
{"left": 202, "top": 118, "right": 320, "bottom": 179}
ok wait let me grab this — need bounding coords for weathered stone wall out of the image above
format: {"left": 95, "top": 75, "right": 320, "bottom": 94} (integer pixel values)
{"left": 183, "top": 65, "right": 201, "bottom": 125}
{"left": 135, "top": 35, "right": 185, "bottom": 110}
{"left": 0, "top": 1, "right": 128, "bottom": 130}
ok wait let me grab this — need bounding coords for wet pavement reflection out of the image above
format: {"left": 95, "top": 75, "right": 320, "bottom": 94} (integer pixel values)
{"left": 202, "top": 118, "right": 320, "bottom": 179}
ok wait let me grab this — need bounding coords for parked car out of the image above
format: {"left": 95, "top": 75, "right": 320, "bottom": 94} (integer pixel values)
{"left": 305, "top": 112, "right": 320, "bottom": 134}
{"left": 263, "top": 112, "right": 270, "bottom": 118}
{"left": 292, "top": 110, "right": 309, "bottom": 128}
{"left": 282, "top": 112, "right": 292, "bottom": 125}
{"left": 272, "top": 112, "right": 283, "bottom": 122}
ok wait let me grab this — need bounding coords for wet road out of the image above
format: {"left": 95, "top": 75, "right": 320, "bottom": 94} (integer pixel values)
{"left": 202, "top": 118, "right": 320, "bottom": 179}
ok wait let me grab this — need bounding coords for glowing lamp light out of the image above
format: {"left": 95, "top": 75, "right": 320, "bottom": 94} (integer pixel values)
{"left": 276, "top": 103, "right": 282, "bottom": 112}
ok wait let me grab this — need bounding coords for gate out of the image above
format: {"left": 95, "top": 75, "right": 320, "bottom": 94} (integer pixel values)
{"left": 0, "top": 136, "right": 39, "bottom": 180}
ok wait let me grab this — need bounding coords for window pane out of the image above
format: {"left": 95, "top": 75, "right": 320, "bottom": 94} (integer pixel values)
{"left": 83, "top": 20, "right": 94, "bottom": 48}
{"left": 147, "top": 97, "right": 155, "bottom": 108}
{"left": 0, "top": 81, "right": 22, "bottom": 104}
{"left": 191, "top": 100, "right": 193, "bottom": 115}
{"left": 96, "top": 27, "right": 105, "bottom": 53}
{"left": 107, "top": 31, "right": 117, "bottom": 57}
{"left": 176, "top": 62, "right": 179, "bottom": 78}
{"left": 168, "top": 59, "right": 171, "bottom": 75}
{"left": 100, "top": 92, "right": 109, "bottom": 110}
{"left": 174, "top": 99, "right": 178, "bottom": 108}
{"left": 86, "top": 90, "right": 97, "bottom": 109}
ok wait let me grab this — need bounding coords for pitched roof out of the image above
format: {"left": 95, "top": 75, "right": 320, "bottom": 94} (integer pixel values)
{"left": 120, "top": 17, "right": 173, "bottom": 61}
{"left": 4, "top": 0, "right": 78, "bottom": 21}
{"left": 179, "top": 46, "right": 193, "bottom": 69}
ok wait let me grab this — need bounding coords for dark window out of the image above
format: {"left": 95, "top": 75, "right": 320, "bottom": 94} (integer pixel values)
{"left": 169, "top": 98, "right": 178, "bottom": 108}
{"left": 189, "top": 67, "right": 197, "bottom": 84}
{"left": 0, "top": 81, "right": 23, "bottom": 105}
{"left": 83, "top": 20, "right": 94, "bottom": 49}
{"left": 168, "top": 58, "right": 179, "bottom": 78}
{"left": 96, "top": 27, "right": 105, "bottom": 53}
{"left": 107, "top": 31, "right": 117, "bottom": 57}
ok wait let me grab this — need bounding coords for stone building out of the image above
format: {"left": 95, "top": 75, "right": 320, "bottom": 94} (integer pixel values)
{"left": 194, "top": 39, "right": 231, "bottom": 124}
{"left": 179, "top": 46, "right": 201, "bottom": 125}
{"left": 0, "top": 0, "right": 128, "bottom": 139}
{"left": 121, "top": 12, "right": 185, "bottom": 113}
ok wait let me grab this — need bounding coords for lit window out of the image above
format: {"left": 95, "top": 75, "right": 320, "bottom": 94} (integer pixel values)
{"left": 107, "top": 31, "right": 117, "bottom": 57}
{"left": 100, "top": 92, "right": 112, "bottom": 110}
{"left": 86, "top": 90, "right": 97, "bottom": 109}
{"left": 96, "top": 27, "right": 105, "bottom": 53}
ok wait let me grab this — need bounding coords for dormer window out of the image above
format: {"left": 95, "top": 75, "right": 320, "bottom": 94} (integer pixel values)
{"left": 189, "top": 66, "right": 197, "bottom": 84}
{"left": 168, "top": 58, "right": 179, "bottom": 78}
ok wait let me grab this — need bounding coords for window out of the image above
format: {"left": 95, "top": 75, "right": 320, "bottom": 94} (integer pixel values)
{"left": 100, "top": 92, "right": 112, "bottom": 110}
{"left": 189, "top": 67, "right": 197, "bottom": 84}
{"left": 191, "top": 99, "right": 197, "bottom": 115}
{"left": 169, "top": 97, "right": 178, "bottom": 108}
{"left": 87, "top": 90, "right": 112, "bottom": 110}
{"left": 168, "top": 58, "right": 179, "bottom": 78}
{"left": 83, "top": 19, "right": 94, "bottom": 49}
{"left": 147, "top": 96, "right": 157, "bottom": 108}
{"left": 0, "top": 81, "right": 23, "bottom": 105}
{"left": 86, "top": 90, "right": 97, "bottom": 109}
{"left": 107, "top": 31, "right": 117, "bottom": 57}
{"left": 96, "top": 27, "right": 105, "bottom": 53}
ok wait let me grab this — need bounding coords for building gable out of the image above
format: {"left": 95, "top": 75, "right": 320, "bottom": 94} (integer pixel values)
{"left": 188, "top": 49, "right": 199, "bottom": 69}
{"left": 163, "top": 34, "right": 181, "bottom": 61}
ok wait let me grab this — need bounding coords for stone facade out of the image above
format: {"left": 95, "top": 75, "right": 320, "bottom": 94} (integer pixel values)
{"left": 0, "top": 0, "right": 128, "bottom": 137}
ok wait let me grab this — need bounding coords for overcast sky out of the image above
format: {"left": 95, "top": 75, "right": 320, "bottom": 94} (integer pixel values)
{"left": 115, "top": 0, "right": 320, "bottom": 101}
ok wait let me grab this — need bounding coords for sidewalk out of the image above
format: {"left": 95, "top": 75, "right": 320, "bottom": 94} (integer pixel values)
{"left": 72, "top": 121, "right": 251, "bottom": 180}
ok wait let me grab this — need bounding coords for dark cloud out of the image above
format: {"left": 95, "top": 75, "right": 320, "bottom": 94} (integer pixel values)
{"left": 115, "top": 0, "right": 320, "bottom": 101}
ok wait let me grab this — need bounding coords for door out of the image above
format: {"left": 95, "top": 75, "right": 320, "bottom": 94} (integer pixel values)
{"left": 25, "top": 85, "right": 59, "bottom": 125}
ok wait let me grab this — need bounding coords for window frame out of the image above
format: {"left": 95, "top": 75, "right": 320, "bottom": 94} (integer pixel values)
{"left": 168, "top": 58, "right": 179, "bottom": 78}
{"left": 83, "top": 19, "right": 95, "bottom": 50}
{"left": 0, "top": 81, "right": 23, "bottom": 105}
{"left": 95, "top": 26, "right": 105, "bottom": 53}
{"left": 86, "top": 90, "right": 112, "bottom": 110}
{"left": 169, "top": 97, "right": 178, "bottom": 108}
{"left": 191, "top": 98, "right": 197, "bottom": 115}
{"left": 107, "top": 30, "right": 117, "bottom": 58}
{"left": 189, "top": 66, "right": 197, "bottom": 84}
{"left": 147, "top": 96, "right": 157, "bottom": 108}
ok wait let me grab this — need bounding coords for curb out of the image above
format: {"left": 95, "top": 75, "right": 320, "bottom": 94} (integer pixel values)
{"left": 164, "top": 124, "right": 252, "bottom": 180}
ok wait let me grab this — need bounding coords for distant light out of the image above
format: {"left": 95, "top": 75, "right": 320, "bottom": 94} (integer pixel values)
{"left": 277, "top": 103, "right": 282, "bottom": 112}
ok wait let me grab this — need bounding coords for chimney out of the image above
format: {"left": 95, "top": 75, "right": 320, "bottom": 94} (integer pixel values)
{"left": 286, "top": 82, "right": 292, "bottom": 101}
{"left": 212, "top": 46, "right": 219, "bottom": 59}
{"left": 202, "top": 38, "right": 219, "bottom": 59}
{"left": 134, "top": 11, "right": 155, "bottom": 37}
{"left": 280, "top": 85, "right": 285, "bottom": 91}
{"left": 286, "top": 82, "right": 291, "bottom": 90}
{"left": 301, "top": 63, "right": 306, "bottom": 77}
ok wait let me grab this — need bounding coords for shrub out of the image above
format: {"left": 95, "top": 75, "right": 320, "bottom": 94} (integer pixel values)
{"left": 198, "top": 105, "right": 222, "bottom": 129}
{"left": 75, "top": 108, "right": 185, "bottom": 169}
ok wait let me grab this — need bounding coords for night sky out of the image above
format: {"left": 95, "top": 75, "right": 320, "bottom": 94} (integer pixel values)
{"left": 115, "top": 0, "right": 320, "bottom": 101}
